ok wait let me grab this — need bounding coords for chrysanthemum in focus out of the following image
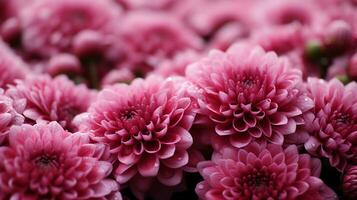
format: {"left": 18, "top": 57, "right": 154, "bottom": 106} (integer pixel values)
{"left": 0, "top": 122, "right": 119, "bottom": 199}
{"left": 186, "top": 43, "right": 313, "bottom": 149}
{"left": 304, "top": 78, "right": 357, "bottom": 171}
{"left": 196, "top": 143, "right": 337, "bottom": 200}
{"left": 87, "top": 76, "right": 199, "bottom": 192}
{"left": 6, "top": 75, "right": 93, "bottom": 131}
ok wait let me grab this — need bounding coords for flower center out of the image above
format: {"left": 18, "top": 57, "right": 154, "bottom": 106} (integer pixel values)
{"left": 121, "top": 110, "right": 137, "bottom": 120}
{"left": 335, "top": 113, "right": 353, "bottom": 124}
{"left": 35, "top": 154, "right": 58, "bottom": 168}
{"left": 238, "top": 75, "right": 260, "bottom": 90}
{"left": 249, "top": 176, "right": 269, "bottom": 187}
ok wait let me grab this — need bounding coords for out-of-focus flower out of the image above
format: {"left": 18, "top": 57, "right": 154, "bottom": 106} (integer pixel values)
{"left": 188, "top": 1, "right": 252, "bottom": 35}
{"left": 6, "top": 75, "right": 93, "bottom": 132}
{"left": 152, "top": 50, "right": 201, "bottom": 78}
{"left": 20, "top": 0, "right": 122, "bottom": 57}
{"left": 115, "top": 0, "right": 178, "bottom": 10}
{"left": 119, "top": 11, "right": 202, "bottom": 74}
{"left": 186, "top": 43, "right": 313, "bottom": 149}
{"left": 0, "top": 89, "right": 24, "bottom": 144}
{"left": 101, "top": 68, "right": 135, "bottom": 87}
{"left": 343, "top": 165, "right": 357, "bottom": 199}
{"left": 347, "top": 52, "right": 357, "bottom": 81}
{"left": 254, "top": 0, "right": 327, "bottom": 28}
{"left": 196, "top": 142, "right": 337, "bottom": 200}
{"left": 304, "top": 78, "right": 357, "bottom": 171}
{"left": 323, "top": 20, "right": 353, "bottom": 54}
{"left": 0, "top": 122, "right": 119, "bottom": 199}
{"left": 87, "top": 76, "right": 200, "bottom": 194}
{"left": 249, "top": 23, "right": 307, "bottom": 55}
{"left": 46, "top": 53, "right": 82, "bottom": 76}
{"left": 187, "top": 0, "right": 254, "bottom": 45}
{"left": 0, "top": 40, "right": 29, "bottom": 89}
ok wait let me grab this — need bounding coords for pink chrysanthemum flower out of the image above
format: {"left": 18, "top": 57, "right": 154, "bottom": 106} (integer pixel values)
{"left": 0, "top": 40, "right": 29, "bottom": 89}
{"left": 20, "top": 0, "right": 122, "bottom": 57}
{"left": 304, "top": 78, "right": 357, "bottom": 171}
{"left": 186, "top": 43, "right": 313, "bottom": 149}
{"left": 119, "top": 11, "right": 202, "bottom": 74}
{"left": 6, "top": 75, "right": 93, "bottom": 132}
{"left": 87, "top": 76, "right": 199, "bottom": 189}
{"left": 187, "top": 0, "right": 253, "bottom": 45}
{"left": 115, "top": 0, "right": 178, "bottom": 10}
{"left": 196, "top": 143, "right": 337, "bottom": 200}
{"left": 253, "top": 0, "right": 327, "bottom": 28}
{"left": 152, "top": 50, "right": 201, "bottom": 78}
{"left": 248, "top": 24, "right": 306, "bottom": 55}
{"left": 343, "top": 165, "right": 357, "bottom": 199}
{"left": 0, "top": 89, "right": 24, "bottom": 144}
{"left": 0, "top": 122, "right": 119, "bottom": 199}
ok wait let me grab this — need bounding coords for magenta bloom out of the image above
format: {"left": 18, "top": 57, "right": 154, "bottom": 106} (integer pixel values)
{"left": 186, "top": 43, "right": 313, "bottom": 149}
{"left": 6, "top": 75, "right": 93, "bottom": 131}
{"left": 0, "top": 40, "right": 29, "bottom": 89}
{"left": 343, "top": 165, "right": 357, "bottom": 199}
{"left": 0, "top": 122, "right": 119, "bottom": 199}
{"left": 88, "top": 76, "right": 198, "bottom": 188}
{"left": 119, "top": 11, "right": 202, "bottom": 74}
{"left": 304, "top": 78, "right": 357, "bottom": 171}
{"left": 0, "top": 90, "right": 24, "bottom": 144}
{"left": 20, "top": 0, "right": 122, "bottom": 57}
{"left": 196, "top": 143, "right": 337, "bottom": 200}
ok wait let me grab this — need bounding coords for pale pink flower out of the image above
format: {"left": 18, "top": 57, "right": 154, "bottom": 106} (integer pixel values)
{"left": 88, "top": 76, "right": 200, "bottom": 190}
{"left": 6, "top": 75, "right": 93, "bottom": 132}
{"left": 0, "top": 122, "right": 119, "bottom": 199}
{"left": 101, "top": 68, "right": 135, "bottom": 87}
{"left": 186, "top": 43, "right": 313, "bottom": 149}
{"left": 253, "top": 0, "right": 327, "bottom": 28}
{"left": 0, "top": 40, "right": 29, "bottom": 89}
{"left": 196, "top": 143, "right": 337, "bottom": 200}
{"left": 152, "top": 50, "right": 201, "bottom": 78}
{"left": 187, "top": 0, "right": 253, "bottom": 39}
{"left": 46, "top": 53, "right": 81, "bottom": 76}
{"left": 119, "top": 11, "right": 202, "bottom": 74}
{"left": 304, "top": 78, "right": 357, "bottom": 171}
{"left": 20, "top": 0, "right": 122, "bottom": 57}
{"left": 248, "top": 24, "right": 307, "bottom": 55}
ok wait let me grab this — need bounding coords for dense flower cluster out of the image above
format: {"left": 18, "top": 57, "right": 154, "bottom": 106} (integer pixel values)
{"left": 0, "top": 0, "right": 356, "bottom": 199}
{"left": 196, "top": 143, "right": 337, "bottom": 200}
